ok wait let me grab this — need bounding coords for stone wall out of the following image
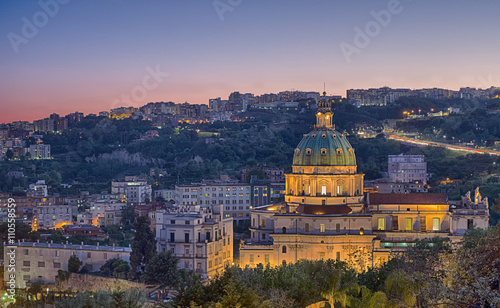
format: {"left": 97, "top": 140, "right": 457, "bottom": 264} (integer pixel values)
{"left": 57, "top": 273, "right": 149, "bottom": 294}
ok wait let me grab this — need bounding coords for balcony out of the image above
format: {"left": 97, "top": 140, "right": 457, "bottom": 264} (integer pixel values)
{"left": 316, "top": 193, "right": 332, "bottom": 197}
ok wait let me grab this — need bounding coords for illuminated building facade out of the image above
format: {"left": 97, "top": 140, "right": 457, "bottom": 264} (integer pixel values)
{"left": 155, "top": 204, "right": 233, "bottom": 279}
{"left": 239, "top": 100, "right": 489, "bottom": 270}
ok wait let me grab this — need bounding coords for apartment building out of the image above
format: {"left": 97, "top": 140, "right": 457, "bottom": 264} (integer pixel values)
{"left": 111, "top": 176, "right": 152, "bottom": 204}
{"left": 3, "top": 241, "right": 131, "bottom": 288}
{"left": 155, "top": 204, "right": 233, "bottom": 279}
{"left": 388, "top": 154, "right": 427, "bottom": 184}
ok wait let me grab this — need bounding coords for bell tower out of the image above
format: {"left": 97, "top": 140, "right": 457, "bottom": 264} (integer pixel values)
{"left": 315, "top": 85, "right": 334, "bottom": 129}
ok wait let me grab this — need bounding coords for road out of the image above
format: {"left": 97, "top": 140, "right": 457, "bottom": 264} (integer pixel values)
{"left": 388, "top": 135, "right": 500, "bottom": 156}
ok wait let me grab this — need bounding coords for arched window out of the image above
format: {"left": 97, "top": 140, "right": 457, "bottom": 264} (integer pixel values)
{"left": 321, "top": 134, "right": 326, "bottom": 139}
{"left": 282, "top": 246, "right": 287, "bottom": 253}
{"left": 332, "top": 134, "right": 337, "bottom": 139}
{"left": 336, "top": 149, "right": 342, "bottom": 155}
{"left": 295, "top": 148, "right": 300, "bottom": 156}
{"left": 282, "top": 227, "right": 287, "bottom": 234}
{"left": 360, "top": 227, "right": 365, "bottom": 235}
{"left": 306, "top": 148, "right": 312, "bottom": 156}
{"left": 311, "top": 134, "right": 316, "bottom": 138}
{"left": 321, "top": 148, "right": 327, "bottom": 156}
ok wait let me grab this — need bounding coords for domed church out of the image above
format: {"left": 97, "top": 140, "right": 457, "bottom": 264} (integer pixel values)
{"left": 239, "top": 98, "right": 489, "bottom": 270}
{"left": 286, "top": 100, "right": 364, "bottom": 215}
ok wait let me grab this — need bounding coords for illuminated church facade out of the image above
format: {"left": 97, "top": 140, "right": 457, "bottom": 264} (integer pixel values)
{"left": 239, "top": 101, "right": 489, "bottom": 270}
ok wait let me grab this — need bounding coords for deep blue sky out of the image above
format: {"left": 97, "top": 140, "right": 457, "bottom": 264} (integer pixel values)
{"left": 1, "top": 0, "right": 499, "bottom": 122}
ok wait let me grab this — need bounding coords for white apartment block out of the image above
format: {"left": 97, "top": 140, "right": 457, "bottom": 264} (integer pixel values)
{"left": 3, "top": 241, "right": 131, "bottom": 288}
{"left": 175, "top": 184, "right": 252, "bottom": 223}
{"left": 388, "top": 154, "right": 427, "bottom": 184}
{"left": 111, "top": 176, "right": 152, "bottom": 204}
{"left": 29, "top": 144, "right": 51, "bottom": 159}
{"left": 155, "top": 204, "right": 233, "bottom": 279}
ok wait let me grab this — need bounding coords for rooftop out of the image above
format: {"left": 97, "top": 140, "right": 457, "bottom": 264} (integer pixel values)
{"left": 5, "top": 241, "right": 131, "bottom": 252}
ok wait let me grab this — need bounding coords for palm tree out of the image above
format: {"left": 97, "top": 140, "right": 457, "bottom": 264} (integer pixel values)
{"left": 351, "top": 286, "right": 388, "bottom": 308}
{"left": 321, "top": 269, "right": 360, "bottom": 308}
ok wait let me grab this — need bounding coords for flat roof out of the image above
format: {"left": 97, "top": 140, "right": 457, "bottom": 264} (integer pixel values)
{"left": 6, "top": 242, "right": 131, "bottom": 252}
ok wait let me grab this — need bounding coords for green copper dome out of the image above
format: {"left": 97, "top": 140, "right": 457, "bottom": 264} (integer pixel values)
{"left": 292, "top": 128, "right": 356, "bottom": 166}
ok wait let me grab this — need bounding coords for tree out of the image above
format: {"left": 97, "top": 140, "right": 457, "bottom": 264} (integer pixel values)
{"left": 5, "top": 149, "right": 14, "bottom": 160}
{"left": 130, "top": 215, "right": 156, "bottom": 271}
{"left": 143, "top": 251, "right": 179, "bottom": 288}
{"left": 100, "top": 258, "right": 130, "bottom": 278}
{"left": 350, "top": 286, "right": 388, "bottom": 308}
{"left": 68, "top": 255, "right": 83, "bottom": 273}
{"left": 170, "top": 269, "right": 205, "bottom": 307}
{"left": 446, "top": 226, "right": 500, "bottom": 307}
{"left": 122, "top": 205, "right": 136, "bottom": 226}
{"left": 384, "top": 270, "right": 417, "bottom": 308}
{"left": 321, "top": 269, "right": 360, "bottom": 308}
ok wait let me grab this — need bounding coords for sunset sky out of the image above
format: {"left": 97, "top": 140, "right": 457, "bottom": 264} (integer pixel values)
{"left": 1, "top": 0, "right": 499, "bottom": 123}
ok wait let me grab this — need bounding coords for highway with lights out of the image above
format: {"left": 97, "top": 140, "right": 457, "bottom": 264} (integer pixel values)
{"left": 388, "top": 135, "right": 500, "bottom": 156}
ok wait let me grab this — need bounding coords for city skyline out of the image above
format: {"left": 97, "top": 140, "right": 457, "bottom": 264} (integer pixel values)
{"left": 1, "top": 0, "right": 500, "bottom": 123}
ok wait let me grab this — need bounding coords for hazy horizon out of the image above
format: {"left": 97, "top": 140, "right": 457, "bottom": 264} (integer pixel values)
{"left": 1, "top": 0, "right": 499, "bottom": 123}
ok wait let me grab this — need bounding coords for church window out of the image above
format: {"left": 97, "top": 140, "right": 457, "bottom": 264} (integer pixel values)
{"left": 321, "top": 134, "right": 326, "bottom": 139}
{"left": 321, "top": 148, "right": 327, "bottom": 156}
{"left": 321, "top": 186, "right": 327, "bottom": 195}
{"left": 320, "top": 224, "right": 325, "bottom": 233}
{"left": 295, "top": 149, "right": 300, "bottom": 156}
{"left": 360, "top": 227, "right": 364, "bottom": 235}
{"left": 332, "top": 134, "right": 337, "bottom": 139}
{"left": 336, "top": 149, "right": 342, "bottom": 155}
{"left": 282, "top": 246, "right": 287, "bottom": 253}
{"left": 306, "top": 148, "right": 312, "bottom": 156}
